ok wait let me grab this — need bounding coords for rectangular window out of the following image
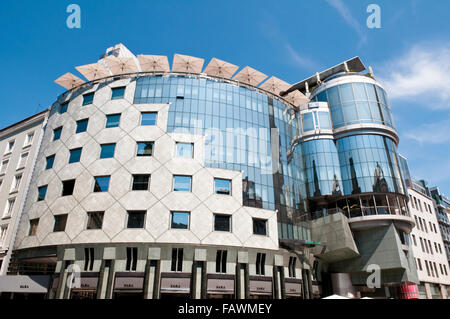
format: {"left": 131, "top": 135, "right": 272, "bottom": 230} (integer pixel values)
{"left": 82, "top": 92, "right": 95, "bottom": 106}
{"left": 417, "top": 258, "right": 422, "bottom": 271}
{"left": 214, "top": 178, "right": 231, "bottom": 195}
{"left": 132, "top": 175, "right": 150, "bottom": 191}
{"left": 111, "top": 87, "right": 125, "bottom": 100}
{"left": 62, "top": 179, "right": 75, "bottom": 196}
{"left": 216, "top": 250, "right": 227, "bottom": 273}
{"left": 0, "top": 160, "right": 8, "bottom": 175}
{"left": 46, "top": 155, "right": 55, "bottom": 170}
{"left": 127, "top": 211, "right": 146, "bottom": 229}
{"left": 256, "top": 253, "right": 266, "bottom": 275}
{"left": 176, "top": 142, "right": 193, "bottom": 158}
{"left": 84, "top": 248, "right": 95, "bottom": 271}
{"left": 53, "top": 127, "right": 62, "bottom": 141}
{"left": 171, "top": 248, "right": 183, "bottom": 272}
{"left": 214, "top": 214, "right": 231, "bottom": 232}
{"left": 253, "top": 218, "right": 268, "bottom": 236}
{"left": 141, "top": 112, "right": 157, "bottom": 126}
{"left": 11, "top": 174, "right": 22, "bottom": 192}
{"left": 24, "top": 132, "right": 34, "bottom": 147}
{"left": 126, "top": 247, "right": 138, "bottom": 271}
{"left": 100, "top": 143, "right": 116, "bottom": 159}
{"left": 412, "top": 234, "right": 417, "bottom": 246}
{"left": 106, "top": 114, "right": 121, "bottom": 128}
{"left": 53, "top": 214, "right": 68, "bottom": 232}
{"left": 3, "top": 198, "right": 15, "bottom": 218}
{"left": 87, "top": 212, "right": 104, "bottom": 230}
{"left": 288, "top": 256, "right": 297, "bottom": 278}
{"left": 29, "top": 218, "right": 39, "bottom": 236}
{"left": 136, "top": 142, "right": 154, "bottom": 156}
{"left": 93, "top": 176, "right": 110, "bottom": 192}
{"left": 60, "top": 102, "right": 68, "bottom": 114}
{"left": 37, "top": 185, "right": 48, "bottom": 201}
{"left": 17, "top": 152, "right": 28, "bottom": 169}
{"left": 76, "top": 119, "right": 89, "bottom": 133}
{"left": 173, "top": 175, "right": 191, "bottom": 192}
{"left": 171, "top": 212, "right": 190, "bottom": 230}
{"left": 5, "top": 140, "right": 14, "bottom": 154}
{"left": 69, "top": 148, "right": 82, "bottom": 163}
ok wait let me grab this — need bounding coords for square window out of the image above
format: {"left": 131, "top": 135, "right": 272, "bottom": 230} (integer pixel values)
{"left": 76, "top": 119, "right": 89, "bottom": 133}
{"left": 100, "top": 144, "right": 116, "bottom": 159}
{"left": 137, "top": 142, "right": 154, "bottom": 156}
{"left": 69, "top": 148, "right": 82, "bottom": 163}
{"left": 106, "top": 114, "right": 121, "bottom": 128}
{"left": 62, "top": 180, "right": 75, "bottom": 196}
{"left": 132, "top": 175, "right": 150, "bottom": 191}
{"left": 82, "top": 92, "right": 95, "bottom": 106}
{"left": 29, "top": 218, "right": 39, "bottom": 236}
{"left": 46, "top": 155, "right": 55, "bottom": 170}
{"left": 94, "top": 176, "right": 110, "bottom": 192}
{"left": 53, "top": 214, "right": 68, "bottom": 232}
{"left": 214, "top": 178, "right": 231, "bottom": 195}
{"left": 111, "top": 87, "right": 125, "bottom": 100}
{"left": 173, "top": 176, "right": 191, "bottom": 192}
{"left": 60, "top": 102, "right": 68, "bottom": 114}
{"left": 141, "top": 112, "right": 157, "bottom": 126}
{"left": 127, "top": 211, "right": 146, "bottom": 228}
{"left": 176, "top": 143, "right": 193, "bottom": 158}
{"left": 253, "top": 218, "right": 267, "bottom": 236}
{"left": 37, "top": 185, "right": 48, "bottom": 201}
{"left": 171, "top": 212, "right": 190, "bottom": 230}
{"left": 214, "top": 214, "right": 231, "bottom": 232}
{"left": 53, "top": 127, "right": 62, "bottom": 141}
{"left": 87, "top": 212, "right": 104, "bottom": 230}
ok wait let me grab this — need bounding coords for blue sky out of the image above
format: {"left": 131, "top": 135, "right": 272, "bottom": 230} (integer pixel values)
{"left": 1, "top": 0, "right": 449, "bottom": 195}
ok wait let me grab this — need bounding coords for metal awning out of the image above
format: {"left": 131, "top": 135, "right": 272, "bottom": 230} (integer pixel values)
{"left": 281, "top": 57, "right": 366, "bottom": 96}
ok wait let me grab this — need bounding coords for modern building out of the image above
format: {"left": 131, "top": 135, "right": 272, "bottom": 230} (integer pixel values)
{"left": 430, "top": 187, "right": 450, "bottom": 264}
{"left": 0, "top": 110, "right": 48, "bottom": 275}
{"left": 0, "top": 44, "right": 420, "bottom": 299}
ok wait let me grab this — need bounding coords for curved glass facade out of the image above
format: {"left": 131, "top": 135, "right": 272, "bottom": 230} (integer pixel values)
{"left": 134, "top": 75, "right": 309, "bottom": 241}
{"left": 294, "top": 139, "right": 342, "bottom": 198}
{"left": 337, "top": 134, "right": 405, "bottom": 196}
{"left": 314, "top": 81, "right": 394, "bottom": 129}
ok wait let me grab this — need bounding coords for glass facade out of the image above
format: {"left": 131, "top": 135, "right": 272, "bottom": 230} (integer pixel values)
{"left": 134, "top": 75, "right": 310, "bottom": 242}
{"left": 314, "top": 81, "right": 394, "bottom": 129}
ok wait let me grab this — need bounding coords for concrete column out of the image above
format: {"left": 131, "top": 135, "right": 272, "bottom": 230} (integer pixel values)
{"left": 96, "top": 260, "right": 107, "bottom": 299}
{"left": 104, "top": 260, "right": 115, "bottom": 299}
{"left": 424, "top": 283, "right": 432, "bottom": 299}
{"left": 153, "top": 260, "right": 161, "bottom": 299}
{"left": 191, "top": 261, "right": 203, "bottom": 299}
{"left": 440, "top": 284, "right": 448, "bottom": 299}
{"left": 54, "top": 261, "right": 66, "bottom": 300}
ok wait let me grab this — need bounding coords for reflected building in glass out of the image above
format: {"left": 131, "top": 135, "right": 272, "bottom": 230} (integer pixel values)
{"left": 1, "top": 45, "right": 420, "bottom": 299}
{"left": 283, "top": 59, "right": 418, "bottom": 298}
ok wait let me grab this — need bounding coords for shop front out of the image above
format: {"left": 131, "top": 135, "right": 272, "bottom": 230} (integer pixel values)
{"left": 113, "top": 272, "right": 145, "bottom": 299}
{"left": 160, "top": 273, "right": 191, "bottom": 299}
{"left": 206, "top": 274, "right": 235, "bottom": 299}
{"left": 249, "top": 276, "right": 273, "bottom": 299}
{"left": 0, "top": 275, "right": 51, "bottom": 299}
{"left": 284, "top": 278, "right": 302, "bottom": 299}
{"left": 70, "top": 272, "right": 99, "bottom": 299}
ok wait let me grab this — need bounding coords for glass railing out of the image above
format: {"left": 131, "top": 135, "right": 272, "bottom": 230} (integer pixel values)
{"left": 312, "top": 205, "right": 410, "bottom": 220}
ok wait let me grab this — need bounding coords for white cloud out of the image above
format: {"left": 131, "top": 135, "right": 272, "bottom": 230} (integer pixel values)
{"left": 285, "top": 43, "right": 319, "bottom": 71}
{"left": 377, "top": 43, "right": 450, "bottom": 109}
{"left": 325, "top": 0, "right": 367, "bottom": 44}
{"left": 403, "top": 118, "right": 450, "bottom": 144}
